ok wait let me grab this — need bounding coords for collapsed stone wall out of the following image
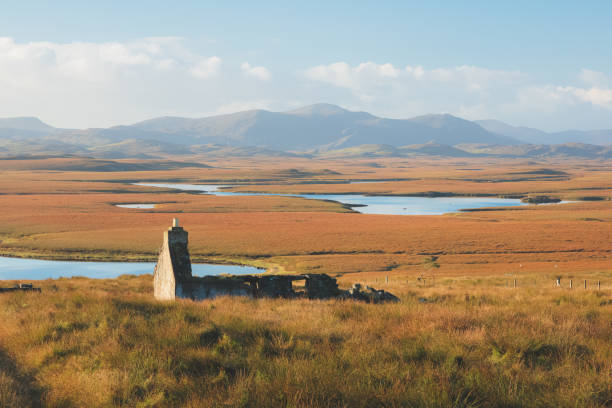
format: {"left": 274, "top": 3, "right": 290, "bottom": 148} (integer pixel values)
{"left": 0, "top": 283, "right": 41, "bottom": 293}
{"left": 153, "top": 219, "right": 398, "bottom": 303}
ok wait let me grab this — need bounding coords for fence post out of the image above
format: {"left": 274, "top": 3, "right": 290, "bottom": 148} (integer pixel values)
{"left": 584, "top": 280, "right": 587, "bottom": 290}
{"left": 513, "top": 279, "right": 517, "bottom": 288}
{"left": 570, "top": 279, "right": 573, "bottom": 289}
{"left": 598, "top": 281, "right": 601, "bottom": 291}
{"left": 386, "top": 275, "right": 389, "bottom": 284}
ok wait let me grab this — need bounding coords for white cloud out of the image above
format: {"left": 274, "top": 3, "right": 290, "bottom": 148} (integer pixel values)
{"left": 0, "top": 37, "right": 233, "bottom": 127}
{"left": 302, "top": 61, "right": 527, "bottom": 115}
{"left": 427, "top": 65, "right": 524, "bottom": 91}
{"left": 557, "top": 86, "right": 612, "bottom": 109}
{"left": 578, "top": 69, "right": 608, "bottom": 87}
{"left": 189, "top": 56, "right": 222, "bottom": 79}
{"left": 303, "top": 62, "right": 524, "bottom": 102}
{"left": 512, "top": 83, "right": 612, "bottom": 113}
{"left": 301, "top": 61, "right": 612, "bottom": 127}
{"left": 304, "top": 61, "right": 399, "bottom": 96}
{"left": 0, "top": 37, "right": 190, "bottom": 85}
{"left": 0, "top": 36, "right": 225, "bottom": 86}
{"left": 1, "top": 36, "right": 612, "bottom": 131}
{"left": 405, "top": 65, "right": 425, "bottom": 80}
{"left": 240, "top": 62, "right": 271, "bottom": 81}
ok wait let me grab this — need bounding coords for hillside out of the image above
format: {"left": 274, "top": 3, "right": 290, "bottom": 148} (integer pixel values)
{"left": 1, "top": 104, "right": 610, "bottom": 158}
{"left": 130, "top": 105, "right": 518, "bottom": 149}
{"left": 477, "top": 119, "right": 612, "bottom": 145}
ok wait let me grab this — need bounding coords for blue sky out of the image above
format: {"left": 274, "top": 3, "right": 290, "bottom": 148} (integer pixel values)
{"left": 1, "top": 1, "right": 611, "bottom": 130}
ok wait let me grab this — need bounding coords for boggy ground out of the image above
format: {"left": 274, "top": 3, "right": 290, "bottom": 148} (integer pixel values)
{"left": 0, "top": 156, "right": 610, "bottom": 277}
{"left": 0, "top": 275, "right": 611, "bottom": 407}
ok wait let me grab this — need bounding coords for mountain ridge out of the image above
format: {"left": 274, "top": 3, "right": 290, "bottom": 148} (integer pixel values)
{"left": 476, "top": 119, "right": 612, "bottom": 145}
{"left": 1, "top": 104, "right": 610, "bottom": 159}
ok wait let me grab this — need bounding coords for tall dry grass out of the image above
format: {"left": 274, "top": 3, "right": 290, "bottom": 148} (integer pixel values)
{"left": 0, "top": 274, "right": 611, "bottom": 407}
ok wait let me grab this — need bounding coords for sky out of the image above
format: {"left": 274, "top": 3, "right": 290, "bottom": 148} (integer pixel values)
{"left": 1, "top": 0, "right": 612, "bottom": 131}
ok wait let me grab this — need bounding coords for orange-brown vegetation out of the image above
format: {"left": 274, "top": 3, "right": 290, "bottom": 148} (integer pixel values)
{"left": 0, "top": 156, "right": 610, "bottom": 278}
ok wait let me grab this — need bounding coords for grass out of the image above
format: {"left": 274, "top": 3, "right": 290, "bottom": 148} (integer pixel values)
{"left": 0, "top": 156, "right": 611, "bottom": 406}
{"left": 0, "top": 275, "right": 611, "bottom": 407}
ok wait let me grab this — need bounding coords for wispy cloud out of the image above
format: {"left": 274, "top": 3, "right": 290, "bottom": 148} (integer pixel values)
{"left": 189, "top": 56, "right": 222, "bottom": 79}
{"left": 240, "top": 62, "right": 271, "bottom": 81}
{"left": 304, "top": 61, "right": 523, "bottom": 98}
{"left": 304, "top": 62, "right": 399, "bottom": 99}
{"left": 302, "top": 61, "right": 612, "bottom": 127}
{"left": 1, "top": 36, "right": 611, "bottom": 130}
{"left": 0, "top": 36, "right": 224, "bottom": 85}
{"left": 578, "top": 68, "right": 609, "bottom": 87}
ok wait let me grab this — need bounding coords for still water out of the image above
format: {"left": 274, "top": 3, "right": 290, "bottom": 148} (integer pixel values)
{"left": 116, "top": 203, "right": 156, "bottom": 209}
{"left": 0, "top": 256, "right": 261, "bottom": 280}
{"left": 135, "top": 182, "right": 527, "bottom": 215}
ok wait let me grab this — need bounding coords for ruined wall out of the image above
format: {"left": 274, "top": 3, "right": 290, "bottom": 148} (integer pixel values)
{"left": 177, "top": 279, "right": 254, "bottom": 300}
{"left": 152, "top": 220, "right": 398, "bottom": 303}
{"left": 258, "top": 276, "right": 297, "bottom": 298}
{"left": 154, "top": 221, "right": 192, "bottom": 301}
{"left": 304, "top": 274, "right": 340, "bottom": 299}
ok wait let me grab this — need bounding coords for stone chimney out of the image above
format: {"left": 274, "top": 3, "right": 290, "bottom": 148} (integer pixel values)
{"left": 153, "top": 218, "right": 193, "bottom": 300}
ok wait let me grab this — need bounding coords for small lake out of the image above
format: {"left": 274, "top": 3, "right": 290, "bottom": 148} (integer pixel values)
{"left": 116, "top": 204, "right": 156, "bottom": 209}
{"left": 136, "top": 182, "right": 527, "bottom": 215}
{"left": 0, "top": 256, "right": 261, "bottom": 280}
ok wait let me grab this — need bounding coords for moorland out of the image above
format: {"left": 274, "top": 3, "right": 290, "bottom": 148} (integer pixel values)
{"left": 0, "top": 154, "right": 611, "bottom": 407}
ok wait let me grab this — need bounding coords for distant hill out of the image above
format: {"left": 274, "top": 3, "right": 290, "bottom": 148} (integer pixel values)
{"left": 0, "top": 104, "right": 610, "bottom": 158}
{"left": 87, "top": 139, "right": 193, "bottom": 159}
{"left": 476, "top": 119, "right": 612, "bottom": 145}
{"left": 130, "top": 104, "right": 518, "bottom": 149}
{"left": 0, "top": 117, "right": 56, "bottom": 133}
{"left": 318, "top": 142, "right": 612, "bottom": 159}
{"left": 457, "top": 142, "right": 612, "bottom": 159}
{"left": 316, "top": 142, "right": 477, "bottom": 158}
{"left": 0, "top": 117, "right": 59, "bottom": 140}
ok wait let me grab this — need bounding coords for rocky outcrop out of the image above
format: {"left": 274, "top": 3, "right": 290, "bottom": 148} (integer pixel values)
{"left": 343, "top": 283, "right": 400, "bottom": 303}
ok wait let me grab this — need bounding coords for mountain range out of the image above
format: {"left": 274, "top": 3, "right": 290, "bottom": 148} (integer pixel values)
{"left": 475, "top": 119, "right": 612, "bottom": 145}
{"left": 0, "top": 104, "right": 610, "bottom": 159}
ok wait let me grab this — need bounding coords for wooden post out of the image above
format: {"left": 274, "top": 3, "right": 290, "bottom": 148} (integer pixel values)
{"left": 513, "top": 279, "right": 517, "bottom": 288}
{"left": 569, "top": 279, "right": 573, "bottom": 289}
{"left": 584, "top": 280, "right": 587, "bottom": 290}
{"left": 598, "top": 281, "right": 601, "bottom": 291}
{"left": 385, "top": 275, "right": 389, "bottom": 284}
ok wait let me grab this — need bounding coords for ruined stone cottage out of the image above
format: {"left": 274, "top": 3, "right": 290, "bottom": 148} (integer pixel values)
{"left": 153, "top": 219, "right": 398, "bottom": 303}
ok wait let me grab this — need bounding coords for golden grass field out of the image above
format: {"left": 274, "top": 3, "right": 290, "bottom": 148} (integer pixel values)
{"left": 0, "top": 155, "right": 611, "bottom": 407}
{"left": 0, "top": 276, "right": 610, "bottom": 407}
